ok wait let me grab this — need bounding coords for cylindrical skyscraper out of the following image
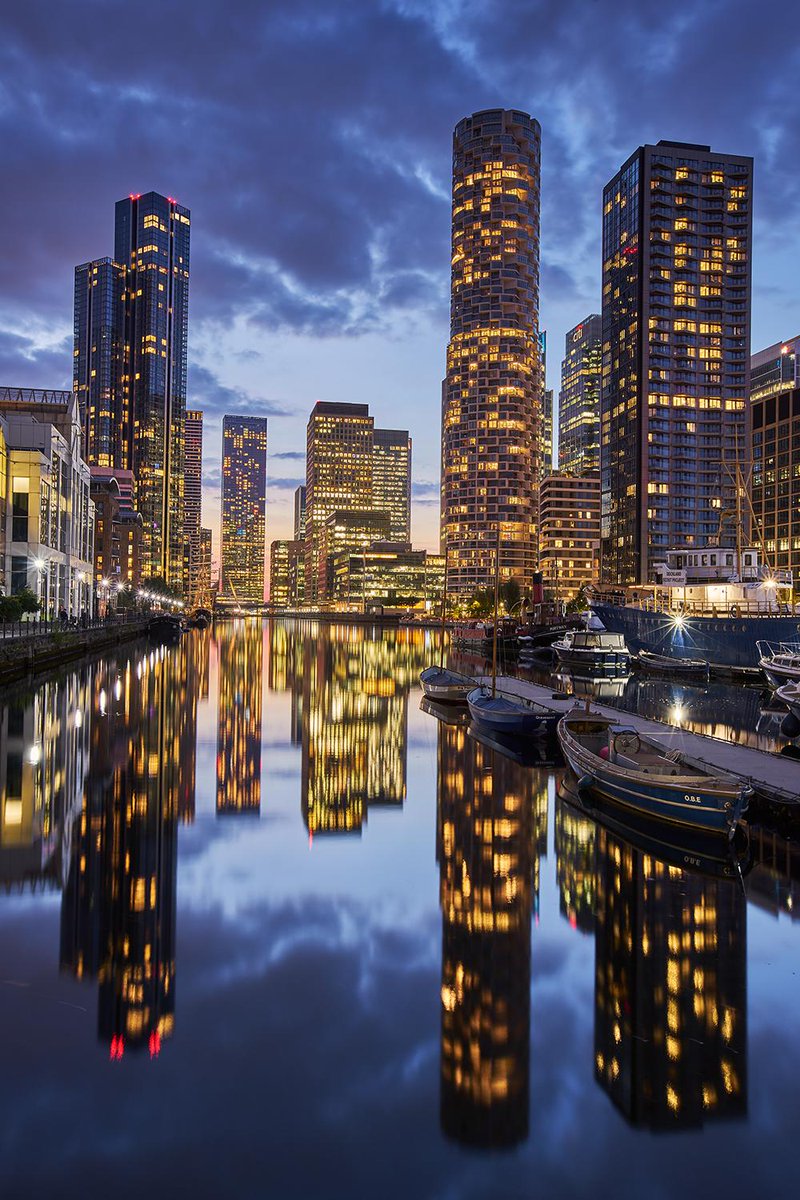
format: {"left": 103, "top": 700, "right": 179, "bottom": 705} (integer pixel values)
{"left": 442, "top": 109, "right": 542, "bottom": 596}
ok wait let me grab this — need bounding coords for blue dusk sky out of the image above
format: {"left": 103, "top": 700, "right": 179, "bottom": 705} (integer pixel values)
{"left": 0, "top": 0, "right": 797, "bottom": 558}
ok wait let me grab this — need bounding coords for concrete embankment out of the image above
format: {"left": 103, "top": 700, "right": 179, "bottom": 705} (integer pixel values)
{"left": 0, "top": 619, "right": 150, "bottom": 686}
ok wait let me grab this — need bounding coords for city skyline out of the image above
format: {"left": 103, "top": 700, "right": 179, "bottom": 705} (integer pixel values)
{"left": 2, "top": 1, "right": 798, "bottom": 559}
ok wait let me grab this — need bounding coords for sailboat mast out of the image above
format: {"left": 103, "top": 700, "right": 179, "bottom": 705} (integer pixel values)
{"left": 492, "top": 527, "right": 500, "bottom": 697}
{"left": 439, "top": 543, "right": 448, "bottom": 670}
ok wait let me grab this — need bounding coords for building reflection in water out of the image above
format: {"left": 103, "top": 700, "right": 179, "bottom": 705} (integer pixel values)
{"left": 593, "top": 825, "right": 747, "bottom": 1129}
{"left": 216, "top": 620, "right": 264, "bottom": 816}
{"left": 436, "top": 723, "right": 541, "bottom": 1148}
{"left": 297, "top": 624, "right": 425, "bottom": 837}
{"left": 554, "top": 792, "right": 596, "bottom": 935}
{"left": 59, "top": 635, "right": 204, "bottom": 1058}
{"left": 0, "top": 672, "right": 90, "bottom": 893}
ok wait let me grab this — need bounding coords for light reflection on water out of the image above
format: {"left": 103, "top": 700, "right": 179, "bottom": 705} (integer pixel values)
{"left": 0, "top": 620, "right": 797, "bottom": 1198}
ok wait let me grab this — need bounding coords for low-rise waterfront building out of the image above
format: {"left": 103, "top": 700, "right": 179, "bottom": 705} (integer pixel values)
{"left": 538, "top": 472, "right": 600, "bottom": 601}
{"left": 330, "top": 544, "right": 444, "bottom": 610}
{"left": 0, "top": 388, "right": 94, "bottom": 618}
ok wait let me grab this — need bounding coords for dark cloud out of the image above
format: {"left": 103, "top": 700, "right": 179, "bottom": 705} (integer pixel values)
{"left": 412, "top": 479, "right": 440, "bottom": 507}
{"left": 267, "top": 475, "right": 305, "bottom": 490}
{"left": 271, "top": 450, "right": 306, "bottom": 461}
{"left": 0, "top": 330, "right": 72, "bottom": 388}
{"left": 189, "top": 364, "right": 295, "bottom": 419}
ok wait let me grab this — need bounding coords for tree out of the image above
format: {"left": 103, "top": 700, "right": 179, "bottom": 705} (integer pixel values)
{"left": 500, "top": 578, "right": 521, "bottom": 613}
{"left": 0, "top": 595, "right": 22, "bottom": 622}
{"left": 16, "top": 587, "right": 41, "bottom": 616}
{"left": 565, "top": 584, "right": 590, "bottom": 615}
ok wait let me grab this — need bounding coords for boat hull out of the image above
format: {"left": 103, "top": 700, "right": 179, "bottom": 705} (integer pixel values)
{"left": 592, "top": 602, "right": 800, "bottom": 670}
{"left": 419, "top": 666, "right": 472, "bottom": 702}
{"left": 557, "top": 715, "right": 748, "bottom": 837}
{"left": 553, "top": 646, "right": 630, "bottom": 673}
{"left": 466, "top": 688, "right": 556, "bottom": 736}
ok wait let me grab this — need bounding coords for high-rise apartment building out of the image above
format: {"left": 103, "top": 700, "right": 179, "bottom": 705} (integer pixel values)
{"left": 538, "top": 472, "right": 601, "bottom": 600}
{"left": 293, "top": 485, "right": 307, "bottom": 541}
{"left": 538, "top": 331, "right": 553, "bottom": 479}
{"left": 216, "top": 622, "right": 263, "bottom": 815}
{"left": 220, "top": 415, "right": 268, "bottom": 602}
{"left": 183, "top": 409, "right": 203, "bottom": 604}
{"left": 559, "top": 315, "right": 602, "bottom": 476}
{"left": 114, "top": 193, "right": 191, "bottom": 588}
{"left": 750, "top": 337, "right": 800, "bottom": 577}
{"left": 442, "top": 109, "right": 542, "bottom": 596}
{"left": 197, "top": 527, "right": 212, "bottom": 606}
{"left": 304, "top": 402, "right": 374, "bottom": 603}
{"left": 74, "top": 193, "right": 191, "bottom": 590}
{"left": 601, "top": 141, "right": 752, "bottom": 585}
{"left": 373, "top": 428, "right": 411, "bottom": 542}
{"left": 73, "top": 257, "right": 125, "bottom": 467}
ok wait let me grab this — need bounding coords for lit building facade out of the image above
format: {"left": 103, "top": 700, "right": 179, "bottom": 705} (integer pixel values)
{"left": 197, "top": 527, "right": 212, "bottom": 606}
{"left": 538, "top": 330, "right": 552, "bottom": 478}
{"left": 114, "top": 193, "right": 191, "bottom": 588}
{"left": 73, "top": 257, "right": 125, "bottom": 467}
{"left": 269, "top": 539, "right": 304, "bottom": 608}
{"left": 320, "top": 509, "right": 390, "bottom": 596}
{"left": 594, "top": 827, "right": 747, "bottom": 1129}
{"left": 331, "top": 546, "right": 444, "bottom": 610}
{"left": 538, "top": 472, "right": 601, "bottom": 600}
{"left": 373, "top": 428, "right": 411, "bottom": 542}
{"left": 304, "top": 402, "right": 374, "bottom": 603}
{"left": 750, "top": 338, "right": 800, "bottom": 578}
{"left": 437, "top": 723, "right": 534, "bottom": 1146}
{"left": 559, "top": 314, "right": 602, "bottom": 476}
{"left": 216, "top": 621, "right": 263, "bottom": 815}
{"left": 442, "top": 109, "right": 543, "bottom": 596}
{"left": 0, "top": 389, "right": 94, "bottom": 618}
{"left": 601, "top": 142, "right": 752, "bottom": 585}
{"left": 90, "top": 468, "right": 143, "bottom": 599}
{"left": 293, "top": 485, "right": 307, "bottom": 541}
{"left": 220, "top": 415, "right": 268, "bottom": 602}
{"left": 184, "top": 409, "right": 203, "bottom": 604}
{"left": 554, "top": 791, "right": 595, "bottom": 935}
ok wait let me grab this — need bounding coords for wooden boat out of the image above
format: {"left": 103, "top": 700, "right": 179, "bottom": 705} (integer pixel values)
{"left": 419, "top": 696, "right": 471, "bottom": 727}
{"left": 557, "top": 709, "right": 750, "bottom": 837}
{"left": 557, "top": 776, "right": 751, "bottom": 882}
{"left": 419, "top": 665, "right": 474, "bottom": 703}
{"left": 467, "top": 685, "right": 559, "bottom": 736}
{"left": 633, "top": 649, "right": 709, "bottom": 679}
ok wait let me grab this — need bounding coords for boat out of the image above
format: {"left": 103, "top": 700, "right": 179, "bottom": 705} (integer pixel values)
{"left": 419, "top": 665, "right": 474, "bottom": 703}
{"left": 468, "top": 720, "right": 559, "bottom": 767}
{"left": 592, "top": 544, "right": 800, "bottom": 671}
{"left": 553, "top": 668, "right": 627, "bottom": 702}
{"left": 557, "top": 776, "right": 751, "bottom": 882}
{"left": 633, "top": 649, "right": 710, "bottom": 679}
{"left": 552, "top": 628, "right": 630, "bottom": 673}
{"left": 419, "top": 546, "right": 475, "bottom": 702}
{"left": 775, "top": 681, "right": 800, "bottom": 739}
{"left": 757, "top": 640, "right": 800, "bottom": 687}
{"left": 148, "top": 613, "right": 183, "bottom": 643}
{"left": 557, "top": 709, "right": 750, "bottom": 838}
{"left": 466, "top": 685, "right": 560, "bottom": 736}
{"left": 419, "top": 696, "right": 471, "bottom": 727}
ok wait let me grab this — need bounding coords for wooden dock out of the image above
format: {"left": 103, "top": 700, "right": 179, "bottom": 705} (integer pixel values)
{"left": 478, "top": 674, "right": 800, "bottom": 815}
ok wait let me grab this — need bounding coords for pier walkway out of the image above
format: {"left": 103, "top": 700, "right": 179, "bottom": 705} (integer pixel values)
{"left": 479, "top": 674, "right": 800, "bottom": 813}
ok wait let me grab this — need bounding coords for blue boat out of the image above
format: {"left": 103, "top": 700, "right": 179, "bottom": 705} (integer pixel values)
{"left": 466, "top": 685, "right": 559, "bottom": 737}
{"left": 592, "top": 601, "right": 800, "bottom": 671}
{"left": 557, "top": 710, "right": 750, "bottom": 838}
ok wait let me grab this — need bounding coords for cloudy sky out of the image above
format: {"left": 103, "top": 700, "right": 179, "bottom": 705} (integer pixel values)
{"left": 1, "top": 0, "right": 797, "bottom": 557}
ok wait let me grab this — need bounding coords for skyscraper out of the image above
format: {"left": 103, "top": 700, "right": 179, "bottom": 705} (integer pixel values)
{"left": 216, "top": 622, "right": 264, "bottom": 815}
{"left": 750, "top": 337, "right": 800, "bottom": 577}
{"left": 559, "top": 315, "right": 602, "bottom": 476}
{"left": 373, "top": 428, "right": 411, "bottom": 542}
{"left": 183, "top": 409, "right": 203, "bottom": 604}
{"left": 601, "top": 142, "right": 752, "bottom": 585}
{"left": 73, "top": 257, "right": 124, "bottom": 467}
{"left": 293, "top": 485, "right": 307, "bottom": 541}
{"left": 304, "top": 402, "right": 374, "bottom": 603}
{"left": 441, "top": 109, "right": 542, "bottom": 596}
{"left": 221, "top": 415, "right": 268, "bottom": 602}
{"left": 114, "top": 192, "right": 191, "bottom": 589}
{"left": 538, "top": 330, "right": 553, "bottom": 478}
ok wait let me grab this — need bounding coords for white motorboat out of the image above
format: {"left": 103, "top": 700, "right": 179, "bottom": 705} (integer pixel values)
{"left": 757, "top": 640, "right": 800, "bottom": 688}
{"left": 552, "top": 628, "right": 630, "bottom": 673}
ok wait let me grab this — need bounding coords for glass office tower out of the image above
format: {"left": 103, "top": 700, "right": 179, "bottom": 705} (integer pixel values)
{"left": 114, "top": 192, "right": 191, "bottom": 589}
{"left": 373, "top": 428, "right": 412, "bottom": 543}
{"left": 73, "top": 257, "right": 125, "bottom": 467}
{"left": 559, "top": 314, "right": 602, "bottom": 476}
{"left": 220, "top": 415, "right": 268, "bottom": 602}
{"left": 183, "top": 409, "right": 203, "bottom": 604}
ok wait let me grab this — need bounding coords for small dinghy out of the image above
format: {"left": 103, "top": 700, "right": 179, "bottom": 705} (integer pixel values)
{"left": 466, "top": 685, "right": 559, "bottom": 737}
{"left": 557, "top": 709, "right": 749, "bottom": 838}
{"left": 419, "top": 665, "right": 474, "bottom": 703}
{"left": 633, "top": 649, "right": 709, "bottom": 679}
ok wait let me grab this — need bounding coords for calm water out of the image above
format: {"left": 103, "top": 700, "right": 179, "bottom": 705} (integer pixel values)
{"left": 0, "top": 621, "right": 798, "bottom": 1200}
